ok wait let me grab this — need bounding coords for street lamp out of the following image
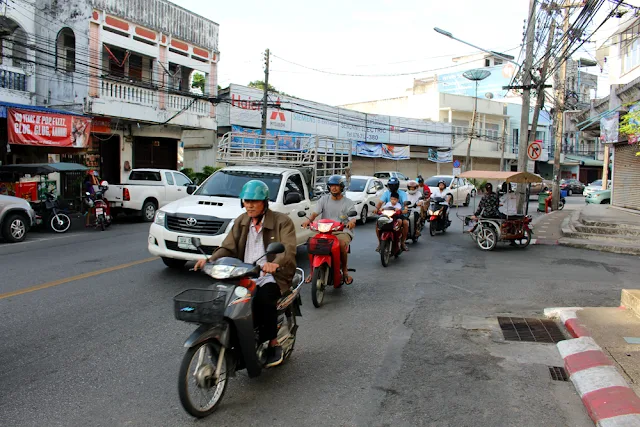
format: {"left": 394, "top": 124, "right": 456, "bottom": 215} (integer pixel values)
{"left": 433, "top": 28, "right": 519, "bottom": 66}
{"left": 462, "top": 69, "right": 491, "bottom": 172}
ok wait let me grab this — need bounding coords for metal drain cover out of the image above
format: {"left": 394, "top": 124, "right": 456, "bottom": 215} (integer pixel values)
{"left": 497, "top": 317, "right": 565, "bottom": 343}
{"left": 549, "top": 366, "right": 569, "bottom": 381}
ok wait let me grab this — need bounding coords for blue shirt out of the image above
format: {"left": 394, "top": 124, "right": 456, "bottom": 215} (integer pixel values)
{"left": 381, "top": 189, "right": 407, "bottom": 204}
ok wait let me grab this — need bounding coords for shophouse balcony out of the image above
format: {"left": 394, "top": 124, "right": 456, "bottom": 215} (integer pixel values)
{"left": 0, "top": 66, "right": 34, "bottom": 104}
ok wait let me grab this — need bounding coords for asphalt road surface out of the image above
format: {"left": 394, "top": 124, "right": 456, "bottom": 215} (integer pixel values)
{"left": 1, "top": 196, "right": 633, "bottom": 426}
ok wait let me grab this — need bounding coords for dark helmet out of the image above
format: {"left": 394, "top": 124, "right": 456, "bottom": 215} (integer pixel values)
{"left": 485, "top": 182, "right": 494, "bottom": 192}
{"left": 327, "top": 175, "right": 346, "bottom": 192}
{"left": 417, "top": 176, "right": 424, "bottom": 185}
{"left": 438, "top": 179, "right": 446, "bottom": 187}
{"left": 387, "top": 177, "right": 400, "bottom": 192}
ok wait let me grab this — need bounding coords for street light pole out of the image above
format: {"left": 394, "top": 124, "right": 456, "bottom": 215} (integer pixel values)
{"left": 433, "top": 28, "right": 520, "bottom": 66}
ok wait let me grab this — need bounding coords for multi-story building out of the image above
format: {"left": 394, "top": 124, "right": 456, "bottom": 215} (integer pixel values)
{"left": 0, "top": 0, "right": 218, "bottom": 186}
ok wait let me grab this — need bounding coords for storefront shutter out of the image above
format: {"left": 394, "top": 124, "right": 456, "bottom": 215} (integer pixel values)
{"left": 613, "top": 143, "right": 640, "bottom": 210}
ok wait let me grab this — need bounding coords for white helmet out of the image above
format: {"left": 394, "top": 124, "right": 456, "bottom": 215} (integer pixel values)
{"left": 407, "top": 180, "right": 418, "bottom": 195}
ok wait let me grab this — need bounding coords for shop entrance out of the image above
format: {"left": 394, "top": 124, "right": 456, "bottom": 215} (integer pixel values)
{"left": 133, "top": 137, "right": 178, "bottom": 170}
{"left": 98, "top": 134, "right": 120, "bottom": 184}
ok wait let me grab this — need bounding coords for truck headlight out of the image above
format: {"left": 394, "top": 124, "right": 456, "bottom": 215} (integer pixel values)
{"left": 154, "top": 210, "right": 166, "bottom": 225}
{"left": 225, "top": 220, "right": 235, "bottom": 233}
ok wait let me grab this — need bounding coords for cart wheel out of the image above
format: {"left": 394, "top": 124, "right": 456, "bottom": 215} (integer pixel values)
{"left": 512, "top": 230, "right": 532, "bottom": 248}
{"left": 476, "top": 226, "right": 497, "bottom": 251}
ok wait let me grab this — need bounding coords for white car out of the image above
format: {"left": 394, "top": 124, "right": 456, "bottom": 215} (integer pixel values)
{"left": 583, "top": 179, "right": 612, "bottom": 197}
{"left": 424, "top": 175, "right": 474, "bottom": 207}
{"left": 373, "top": 171, "right": 410, "bottom": 190}
{"left": 345, "top": 176, "right": 385, "bottom": 225}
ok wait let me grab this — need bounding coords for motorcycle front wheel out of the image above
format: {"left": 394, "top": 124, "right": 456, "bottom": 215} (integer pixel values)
{"left": 178, "top": 342, "right": 228, "bottom": 418}
{"left": 49, "top": 213, "right": 71, "bottom": 233}
{"left": 380, "top": 239, "right": 391, "bottom": 267}
{"left": 429, "top": 220, "right": 436, "bottom": 236}
{"left": 311, "top": 265, "right": 329, "bottom": 308}
{"left": 99, "top": 215, "right": 105, "bottom": 231}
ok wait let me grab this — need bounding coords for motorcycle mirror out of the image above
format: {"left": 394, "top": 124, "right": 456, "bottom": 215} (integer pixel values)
{"left": 369, "top": 201, "right": 377, "bottom": 206}
{"left": 347, "top": 210, "right": 358, "bottom": 217}
{"left": 266, "top": 242, "right": 285, "bottom": 255}
{"left": 190, "top": 237, "right": 202, "bottom": 248}
{"left": 404, "top": 201, "right": 412, "bottom": 206}
{"left": 297, "top": 211, "right": 307, "bottom": 218}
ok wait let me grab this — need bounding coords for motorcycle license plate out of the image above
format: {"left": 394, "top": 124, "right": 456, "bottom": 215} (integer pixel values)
{"left": 95, "top": 208, "right": 104, "bottom": 215}
{"left": 177, "top": 236, "right": 196, "bottom": 250}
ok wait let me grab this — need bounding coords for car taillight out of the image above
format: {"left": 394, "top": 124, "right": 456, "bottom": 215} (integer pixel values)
{"left": 123, "top": 188, "right": 130, "bottom": 201}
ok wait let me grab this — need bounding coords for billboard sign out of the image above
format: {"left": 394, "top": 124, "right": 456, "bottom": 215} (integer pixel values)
{"left": 437, "top": 64, "right": 518, "bottom": 100}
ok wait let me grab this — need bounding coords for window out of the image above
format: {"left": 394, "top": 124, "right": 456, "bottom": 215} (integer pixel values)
{"left": 56, "top": 28, "right": 75, "bottom": 72}
{"left": 374, "top": 172, "right": 390, "bottom": 179}
{"left": 485, "top": 123, "right": 500, "bottom": 139}
{"left": 375, "top": 181, "right": 384, "bottom": 191}
{"left": 425, "top": 176, "right": 452, "bottom": 187}
{"left": 397, "top": 173, "right": 407, "bottom": 180}
{"left": 452, "top": 119, "right": 468, "bottom": 136}
{"left": 165, "top": 172, "right": 174, "bottom": 185}
{"left": 173, "top": 172, "right": 191, "bottom": 186}
{"left": 621, "top": 22, "right": 640, "bottom": 74}
{"left": 129, "top": 171, "right": 161, "bottom": 181}
{"left": 494, "top": 59, "right": 503, "bottom": 65}
{"left": 347, "top": 178, "right": 368, "bottom": 192}
{"left": 129, "top": 53, "right": 142, "bottom": 81}
{"left": 108, "top": 45, "right": 126, "bottom": 77}
{"left": 284, "top": 174, "right": 306, "bottom": 202}
{"left": 485, "top": 59, "right": 491, "bottom": 67}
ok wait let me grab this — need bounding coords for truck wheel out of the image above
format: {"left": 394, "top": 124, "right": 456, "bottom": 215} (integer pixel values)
{"left": 162, "top": 257, "right": 187, "bottom": 269}
{"left": 142, "top": 201, "right": 157, "bottom": 222}
{"left": 2, "top": 213, "right": 28, "bottom": 243}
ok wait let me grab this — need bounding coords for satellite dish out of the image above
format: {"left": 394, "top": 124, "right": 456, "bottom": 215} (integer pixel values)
{"left": 485, "top": 92, "right": 494, "bottom": 99}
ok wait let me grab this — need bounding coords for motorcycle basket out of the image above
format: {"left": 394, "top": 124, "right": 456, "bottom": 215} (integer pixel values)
{"left": 307, "top": 238, "right": 333, "bottom": 255}
{"left": 174, "top": 288, "right": 227, "bottom": 324}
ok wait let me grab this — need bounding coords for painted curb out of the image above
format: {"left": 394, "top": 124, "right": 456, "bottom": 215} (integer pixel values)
{"left": 545, "top": 307, "right": 640, "bottom": 425}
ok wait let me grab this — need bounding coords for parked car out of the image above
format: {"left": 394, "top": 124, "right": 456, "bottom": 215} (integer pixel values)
{"left": 560, "top": 179, "right": 585, "bottom": 196}
{"left": 424, "top": 175, "right": 474, "bottom": 206}
{"left": 585, "top": 188, "right": 611, "bottom": 204}
{"left": 528, "top": 179, "right": 553, "bottom": 196}
{"left": 583, "top": 179, "right": 612, "bottom": 197}
{"left": 105, "top": 169, "right": 195, "bottom": 222}
{"left": 374, "top": 171, "right": 410, "bottom": 190}
{"left": 0, "top": 194, "right": 37, "bottom": 243}
{"left": 345, "top": 175, "right": 385, "bottom": 225}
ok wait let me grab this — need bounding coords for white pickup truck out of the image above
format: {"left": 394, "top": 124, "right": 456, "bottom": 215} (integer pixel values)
{"left": 147, "top": 165, "right": 319, "bottom": 268}
{"left": 105, "top": 169, "right": 195, "bottom": 222}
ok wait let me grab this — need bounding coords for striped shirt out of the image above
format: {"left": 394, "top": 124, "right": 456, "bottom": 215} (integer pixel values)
{"left": 244, "top": 217, "right": 276, "bottom": 287}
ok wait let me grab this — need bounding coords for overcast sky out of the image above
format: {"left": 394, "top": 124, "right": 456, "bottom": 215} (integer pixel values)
{"left": 173, "top": 0, "right": 625, "bottom": 106}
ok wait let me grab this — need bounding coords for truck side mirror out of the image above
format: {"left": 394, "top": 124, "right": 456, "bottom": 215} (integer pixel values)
{"left": 297, "top": 211, "right": 307, "bottom": 218}
{"left": 186, "top": 184, "right": 197, "bottom": 195}
{"left": 284, "top": 192, "right": 302, "bottom": 205}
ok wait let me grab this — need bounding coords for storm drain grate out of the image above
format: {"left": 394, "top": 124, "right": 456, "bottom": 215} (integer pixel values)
{"left": 497, "top": 317, "right": 565, "bottom": 343}
{"left": 548, "top": 366, "right": 569, "bottom": 381}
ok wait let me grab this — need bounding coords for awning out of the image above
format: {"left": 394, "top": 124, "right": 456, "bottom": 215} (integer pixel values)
{"left": 0, "top": 162, "right": 88, "bottom": 175}
{"left": 564, "top": 155, "right": 605, "bottom": 167}
{"left": 458, "top": 170, "right": 543, "bottom": 184}
{"left": 0, "top": 101, "right": 88, "bottom": 119}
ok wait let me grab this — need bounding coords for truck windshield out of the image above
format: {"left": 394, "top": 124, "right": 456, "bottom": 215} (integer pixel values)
{"left": 194, "top": 170, "right": 282, "bottom": 202}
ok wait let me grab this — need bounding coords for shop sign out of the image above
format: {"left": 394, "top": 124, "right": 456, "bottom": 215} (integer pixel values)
{"left": 92, "top": 117, "right": 112, "bottom": 134}
{"left": 8, "top": 108, "right": 92, "bottom": 148}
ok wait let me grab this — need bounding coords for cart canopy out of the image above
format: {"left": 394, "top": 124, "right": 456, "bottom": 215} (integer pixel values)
{"left": 0, "top": 162, "right": 88, "bottom": 175}
{"left": 458, "top": 170, "right": 543, "bottom": 184}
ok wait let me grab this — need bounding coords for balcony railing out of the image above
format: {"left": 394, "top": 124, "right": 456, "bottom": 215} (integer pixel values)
{"left": 100, "top": 80, "right": 157, "bottom": 107}
{"left": 0, "top": 69, "right": 27, "bottom": 92}
{"left": 168, "top": 93, "right": 210, "bottom": 116}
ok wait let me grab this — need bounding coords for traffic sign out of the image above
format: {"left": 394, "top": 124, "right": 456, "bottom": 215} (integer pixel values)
{"left": 453, "top": 160, "right": 461, "bottom": 168}
{"left": 453, "top": 167, "right": 461, "bottom": 176}
{"left": 527, "top": 141, "right": 542, "bottom": 161}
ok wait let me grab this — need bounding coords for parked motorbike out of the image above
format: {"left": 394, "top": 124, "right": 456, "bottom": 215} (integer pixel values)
{"left": 298, "top": 210, "right": 357, "bottom": 308}
{"left": 175, "top": 237, "right": 305, "bottom": 418}
{"left": 427, "top": 196, "right": 450, "bottom": 236}
{"left": 376, "top": 205, "right": 404, "bottom": 267}
{"left": 33, "top": 191, "right": 71, "bottom": 233}
{"left": 85, "top": 181, "right": 112, "bottom": 231}
{"left": 405, "top": 200, "right": 423, "bottom": 243}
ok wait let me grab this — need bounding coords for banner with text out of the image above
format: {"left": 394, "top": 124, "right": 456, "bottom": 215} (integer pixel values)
{"left": 427, "top": 148, "right": 453, "bottom": 163}
{"left": 352, "top": 142, "right": 410, "bottom": 160}
{"left": 8, "top": 108, "right": 91, "bottom": 148}
{"left": 231, "top": 125, "right": 311, "bottom": 150}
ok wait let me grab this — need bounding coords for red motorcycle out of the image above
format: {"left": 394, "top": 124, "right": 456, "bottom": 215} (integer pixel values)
{"left": 376, "top": 207, "right": 404, "bottom": 267}
{"left": 299, "top": 212, "right": 355, "bottom": 308}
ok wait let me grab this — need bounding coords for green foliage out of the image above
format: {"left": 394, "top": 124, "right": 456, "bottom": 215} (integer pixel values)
{"left": 248, "top": 80, "right": 290, "bottom": 96}
{"left": 191, "top": 73, "right": 206, "bottom": 93}
{"left": 181, "top": 168, "right": 195, "bottom": 181}
{"left": 181, "top": 166, "right": 221, "bottom": 184}
{"left": 619, "top": 109, "right": 640, "bottom": 156}
{"left": 469, "top": 178, "right": 488, "bottom": 192}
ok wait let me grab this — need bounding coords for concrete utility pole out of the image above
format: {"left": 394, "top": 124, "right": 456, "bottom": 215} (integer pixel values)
{"left": 516, "top": 0, "right": 537, "bottom": 213}
{"left": 261, "top": 48, "right": 270, "bottom": 137}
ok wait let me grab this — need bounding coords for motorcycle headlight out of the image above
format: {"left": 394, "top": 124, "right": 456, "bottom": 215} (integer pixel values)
{"left": 318, "top": 222, "right": 332, "bottom": 233}
{"left": 206, "top": 264, "right": 250, "bottom": 280}
{"left": 377, "top": 216, "right": 392, "bottom": 225}
{"left": 428, "top": 210, "right": 434, "bottom": 215}
{"left": 382, "top": 209, "right": 396, "bottom": 217}
{"left": 154, "top": 210, "right": 166, "bottom": 225}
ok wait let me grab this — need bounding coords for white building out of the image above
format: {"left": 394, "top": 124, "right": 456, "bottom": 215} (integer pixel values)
{"left": 0, "top": 0, "right": 218, "bottom": 185}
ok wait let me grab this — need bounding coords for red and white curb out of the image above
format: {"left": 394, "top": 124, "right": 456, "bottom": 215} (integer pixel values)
{"left": 545, "top": 307, "right": 640, "bottom": 426}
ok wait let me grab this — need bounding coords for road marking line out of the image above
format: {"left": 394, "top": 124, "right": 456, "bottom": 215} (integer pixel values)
{"left": 0, "top": 257, "right": 158, "bottom": 300}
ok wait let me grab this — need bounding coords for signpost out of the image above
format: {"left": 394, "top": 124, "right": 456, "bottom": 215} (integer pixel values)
{"left": 453, "top": 160, "right": 461, "bottom": 176}
{"left": 527, "top": 140, "right": 542, "bottom": 161}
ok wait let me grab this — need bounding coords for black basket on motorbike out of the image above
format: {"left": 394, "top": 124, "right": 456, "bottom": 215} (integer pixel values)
{"left": 307, "top": 238, "right": 333, "bottom": 255}
{"left": 173, "top": 289, "right": 227, "bottom": 324}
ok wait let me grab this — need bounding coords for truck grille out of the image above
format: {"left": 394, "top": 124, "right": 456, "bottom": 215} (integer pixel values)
{"left": 166, "top": 214, "right": 228, "bottom": 235}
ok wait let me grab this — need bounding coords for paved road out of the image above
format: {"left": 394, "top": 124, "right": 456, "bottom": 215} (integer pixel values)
{"left": 1, "top": 199, "right": 635, "bottom": 426}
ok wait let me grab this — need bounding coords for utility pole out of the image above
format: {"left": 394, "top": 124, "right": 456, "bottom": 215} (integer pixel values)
{"left": 500, "top": 116, "right": 507, "bottom": 171}
{"left": 516, "top": 0, "right": 537, "bottom": 214}
{"left": 261, "top": 48, "right": 270, "bottom": 138}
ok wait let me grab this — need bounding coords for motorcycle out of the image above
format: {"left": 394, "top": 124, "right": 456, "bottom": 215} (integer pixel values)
{"left": 427, "top": 196, "right": 450, "bottom": 236}
{"left": 33, "top": 191, "right": 72, "bottom": 233}
{"left": 175, "top": 237, "right": 305, "bottom": 418}
{"left": 84, "top": 181, "right": 112, "bottom": 231}
{"left": 406, "top": 200, "right": 424, "bottom": 243}
{"left": 376, "top": 205, "right": 404, "bottom": 267}
{"left": 297, "top": 210, "right": 357, "bottom": 308}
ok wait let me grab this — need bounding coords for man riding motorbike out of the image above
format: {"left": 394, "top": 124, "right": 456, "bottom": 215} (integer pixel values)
{"left": 471, "top": 182, "right": 502, "bottom": 220}
{"left": 375, "top": 177, "right": 410, "bottom": 252}
{"left": 406, "top": 180, "right": 425, "bottom": 234}
{"left": 302, "top": 175, "right": 357, "bottom": 285}
{"left": 194, "top": 180, "right": 297, "bottom": 368}
{"left": 430, "top": 179, "right": 452, "bottom": 226}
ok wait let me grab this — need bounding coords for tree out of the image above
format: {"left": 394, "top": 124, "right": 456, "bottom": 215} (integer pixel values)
{"left": 618, "top": 107, "right": 640, "bottom": 156}
{"left": 248, "top": 80, "right": 290, "bottom": 96}
{"left": 192, "top": 73, "right": 206, "bottom": 93}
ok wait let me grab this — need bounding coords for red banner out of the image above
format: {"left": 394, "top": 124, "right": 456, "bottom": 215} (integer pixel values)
{"left": 8, "top": 108, "right": 92, "bottom": 148}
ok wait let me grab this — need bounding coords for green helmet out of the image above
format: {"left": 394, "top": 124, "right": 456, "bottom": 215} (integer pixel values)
{"left": 239, "top": 180, "right": 269, "bottom": 201}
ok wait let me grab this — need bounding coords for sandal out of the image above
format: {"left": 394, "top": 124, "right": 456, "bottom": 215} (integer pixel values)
{"left": 305, "top": 274, "right": 313, "bottom": 283}
{"left": 402, "top": 244, "right": 409, "bottom": 252}
{"left": 343, "top": 275, "right": 354, "bottom": 285}
{"left": 375, "top": 245, "right": 380, "bottom": 252}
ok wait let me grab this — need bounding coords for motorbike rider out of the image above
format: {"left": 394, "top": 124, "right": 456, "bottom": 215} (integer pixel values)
{"left": 406, "top": 180, "right": 425, "bottom": 234}
{"left": 194, "top": 180, "right": 297, "bottom": 368}
{"left": 471, "top": 182, "right": 502, "bottom": 220}
{"left": 302, "top": 175, "right": 357, "bottom": 285}
{"left": 430, "top": 180, "right": 452, "bottom": 226}
{"left": 375, "top": 177, "right": 410, "bottom": 252}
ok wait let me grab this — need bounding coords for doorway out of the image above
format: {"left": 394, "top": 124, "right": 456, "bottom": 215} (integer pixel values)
{"left": 98, "top": 134, "right": 121, "bottom": 184}
{"left": 133, "top": 137, "right": 178, "bottom": 170}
